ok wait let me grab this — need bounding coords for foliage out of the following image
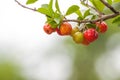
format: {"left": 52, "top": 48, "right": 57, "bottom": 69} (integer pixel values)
{"left": 26, "top": 0, "right": 38, "bottom": 4}
{"left": 24, "top": 0, "right": 120, "bottom": 29}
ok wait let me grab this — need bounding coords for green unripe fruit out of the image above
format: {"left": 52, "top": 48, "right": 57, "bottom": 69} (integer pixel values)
{"left": 72, "top": 32, "right": 84, "bottom": 43}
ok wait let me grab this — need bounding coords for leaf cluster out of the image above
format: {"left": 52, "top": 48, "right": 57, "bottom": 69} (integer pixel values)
{"left": 26, "top": 0, "right": 120, "bottom": 26}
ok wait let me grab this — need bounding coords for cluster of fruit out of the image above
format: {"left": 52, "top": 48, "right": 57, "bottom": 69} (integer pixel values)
{"left": 43, "top": 21, "right": 108, "bottom": 45}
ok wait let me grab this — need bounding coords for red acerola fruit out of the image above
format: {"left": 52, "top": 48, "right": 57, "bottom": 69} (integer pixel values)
{"left": 83, "top": 28, "right": 98, "bottom": 42}
{"left": 57, "top": 22, "right": 72, "bottom": 36}
{"left": 96, "top": 21, "right": 108, "bottom": 33}
{"left": 43, "top": 23, "right": 56, "bottom": 34}
{"left": 81, "top": 39, "right": 90, "bottom": 46}
{"left": 56, "top": 28, "right": 62, "bottom": 35}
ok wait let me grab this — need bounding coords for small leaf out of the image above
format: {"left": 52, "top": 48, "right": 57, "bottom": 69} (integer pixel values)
{"left": 81, "top": 1, "right": 87, "bottom": 7}
{"left": 77, "top": 17, "right": 83, "bottom": 20}
{"left": 49, "top": 0, "right": 53, "bottom": 8}
{"left": 90, "top": 0, "right": 105, "bottom": 12}
{"left": 91, "top": 15, "right": 97, "bottom": 20}
{"left": 41, "top": 4, "right": 49, "bottom": 8}
{"left": 53, "top": 13, "right": 62, "bottom": 24}
{"left": 26, "top": 0, "right": 38, "bottom": 5}
{"left": 75, "top": 10, "right": 83, "bottom": 19}
{"left": 55, "top": 0, "right": 61, "bottom": 13}
{"left": 46, "top": 12, "right": 63, "bottom": 28}
{"left": 48, "top": 0, "right": 54, "bottom": 14}
{"left": 54, "top": 18, "right": 60, "bottom": 24}
{"left": 112, "top": 16, "right": 120, "bottom": 23}
{"left": 46, "top": 17, "right": 56, "bottom": 28}
{"left": 37, "top": 8, "right": 52, "bottom": 17}
{"left": 47, "top": 20, "right": 58, "bottom": 28}
{"left": 37, "top": 3, "right": 53, "bottom": 17}
{"left": 84, "top": 9, "right": 90, "bottom": 18}
{"left": 66, "top": 5, "right": 79, "bottom": 16}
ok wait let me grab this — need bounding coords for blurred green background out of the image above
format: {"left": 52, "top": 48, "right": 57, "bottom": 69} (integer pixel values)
{"left": 66, "top": 3, "right": 120, "bottom": 80}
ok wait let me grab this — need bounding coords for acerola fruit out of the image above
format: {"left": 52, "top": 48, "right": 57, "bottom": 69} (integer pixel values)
{"left": 96, "top": 21, "right": 108, "bottom": 33}
{"left": 83, "top": 28, "right": 98, "bottom": 42}
{"left": 56, "top": 28, "right": 62, "bottom": 35}
{"left": 43, "top": 23, "right": 56, "bottom": 34}
{"left": 70, "top": 27, "right": 79, "bottom": 36}
{"left": 57, "top": 22, "right": 72, "bottom": 35}
{"left": 72, "top": 32, "right": 84, "bottom": 43}
{"left": 81, "top": 39, "right": 90, "bottom": 46}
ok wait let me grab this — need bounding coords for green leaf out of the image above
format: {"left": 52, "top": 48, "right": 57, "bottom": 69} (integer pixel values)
{"left": 77, "top": 17, "right": 83, "bottom": 20}
{"left": 37, "top": 8, "right": 52, "bottom": 17}
{"left": 113, "top": 0, "right": 120, "bottom": 3}
{"left": 48, "top": 0, "right": 54, "bottom": 15}
{"left": 26, "top": 0, "right": 38, "bottom": 5}
{"left": 41, "top": 4, "right": 49, "bottom": 8}
{"left": 46, "top": 18, "right": 58, "bottom": 28}
{"left": 55, "top": 0, "right": 61, "bottom": 13}
{"left": 107, "top": 0, "right": 112, "bottom": 5}
{"left": 91, "top": 15, "right": 97, "bottom": 20}
{"left": 90, "top": 0, "right": 105, "bottom": 12}
{"left": 37, "top": 1, "right": 54, "bottom": 17}
{"left": 75, "top": 10, "right": 83, "bottom": 19}
{"left": 84, "top": 9, "right": 90, "bottom": 18}
{"left": 49, "top": 21, "right": 58, "bottom": 28}
{"left": 49, "top": 0, "right": 53, "bottom": 9}
{"left": 46, "top": 12, "right": 63, "bottom": 28}
{"left": 81, "top": 1, "right": 87, "bottom": 7}
{"left": 112, "top": 16, "right": 120, "bottom": 23}
{"left": 66, "top": 5, "right": 79, "bottom": 16}
{"left": 37, "top": 0, "right": 54, "bottom": 17}
{"left": 53, "top": 13, "right": 62, "bottom": 24}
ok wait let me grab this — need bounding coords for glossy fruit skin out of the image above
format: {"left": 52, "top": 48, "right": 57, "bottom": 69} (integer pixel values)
{"left": 81, "top": 39, "right": 90, "bottom": 45}
{"left": 83, "top": 28, "right": 98, "bottom": 42}
{"left": 57, "top": 22, "right": 72, "bottom": 35}
{"left": 96, "top": 21, "right": 108, "bottom": 33}
{"left": 43, "top": 23, "right": 56, "bottom": 34}
{"left": 70, "top": 27, "right": 79, "bottom": 36}
{"left": 72, "top": 32, "right": 84, "bottom": 43}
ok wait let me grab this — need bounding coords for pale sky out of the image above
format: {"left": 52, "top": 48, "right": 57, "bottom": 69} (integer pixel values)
{"left": 0, "top": 0, "right": 75, "bottom": 80}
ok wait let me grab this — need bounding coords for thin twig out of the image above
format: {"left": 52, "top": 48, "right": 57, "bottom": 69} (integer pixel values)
{"left": 15, "top": 0, "right": 37, "bottom": 11}
{"left": 100, "top": 0, "right": 118, "bottom": 14}
{"left": 63, "top": 12, "right": 120, "bottom": 23}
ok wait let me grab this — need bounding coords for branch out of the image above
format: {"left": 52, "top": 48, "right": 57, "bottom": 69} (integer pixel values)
{"left": 63, "top": 12, "right": 120, "bottom": 23}
{"left": 15, "top": 0, "right": 37, "bottom": 11}
{"left": 15, "top": 0, "right": 120, "bottom": 24}
{"left": 100, "top": 0, "right": 118, "bottom": 14}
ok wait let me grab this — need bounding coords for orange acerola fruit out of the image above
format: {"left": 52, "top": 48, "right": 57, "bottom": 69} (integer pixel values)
{"left": 57, "top": 22, "right": 72, "bottom": 36}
